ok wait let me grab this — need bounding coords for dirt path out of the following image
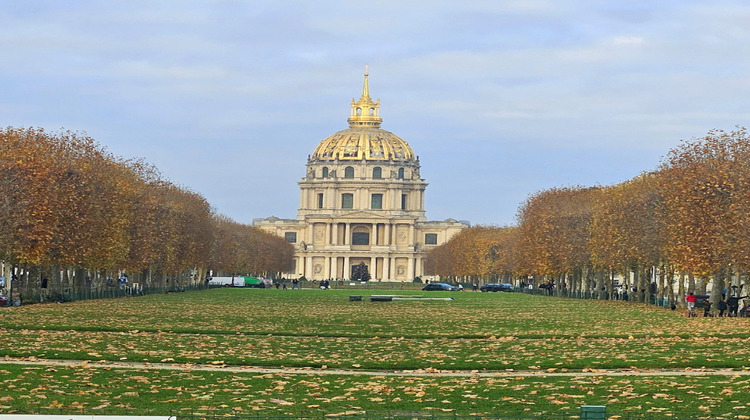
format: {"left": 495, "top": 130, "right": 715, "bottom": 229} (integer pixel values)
{"left": 3, "top": 357, "right": 750, "bottom": 378}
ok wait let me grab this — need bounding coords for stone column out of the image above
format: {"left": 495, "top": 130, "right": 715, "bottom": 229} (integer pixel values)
{"left": 370, "top": 256, "right": 376, "bottom": 280}
{"left": 344, "top": 223, "right": 351, "bottom": 245}
{"left": 416, "top": 257, "right": 423, "bottom": 277}
{"left": 344, "top": 256, "right": 350, "bottom": 279}
{"left": 383, "top": 257, "right": 390, "bottom": 281}
{"left": 297, "top": 256, "right": 305, "bottom": 278}
{"left": 409, "top": 225, "right": 415, "bottom": 247}
{"left": 325, "top": 223, "right": 331, "bottom": 246}
{"left": 324, "top": 255, "right": 330, "bottom": 279}
{"left": 332, "top": 223, "right": 339, "bottom": 245}
{"left": 407, "top": 257, "right": 415, "bottom": 281}
{"left": 305, "top": 256, "right": 313, "bottom": 279}
{"left": 385, "top": 223, "right": 391, "bottom": 246}
{"left": 372, "top": 223, "right": 378, "bottom": 245}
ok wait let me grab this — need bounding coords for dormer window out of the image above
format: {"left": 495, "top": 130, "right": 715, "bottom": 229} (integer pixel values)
{"left": 397, "top": 168, "right": 405, "bottom": 179}
{"left": 322, "top": 167, "right": 329, "bottom": 178}
{"left": 373, "top": 167, "right": 382, "bottom": 179}
{"left": 344, "top": 167, "right": 355, "bottom": 178}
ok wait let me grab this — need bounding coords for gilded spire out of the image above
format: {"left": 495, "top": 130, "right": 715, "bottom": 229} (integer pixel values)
{"left": 361, "top": 65, "right": 371, "bottom": 101}
{"left": 348, "top": 66, "right": 381, "bottom": 128}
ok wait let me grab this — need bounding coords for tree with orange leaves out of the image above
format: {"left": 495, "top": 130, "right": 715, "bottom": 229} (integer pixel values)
{"left": 0, "top": 127, "right": 294, "bottom": 301}
{"left": 590, "top": 173, "right": 668, "bottom": 301}
{"left": 515, "top": 186, "right": 600, "bottom": 295}
{"left": 659, "top": 127, "right": 750, "bottom": 301}
{"left": 211, "top": 215, "right": 294, "bottom": 277}
{"left": 424, "top": 226, "right": 516, "bottom": 284}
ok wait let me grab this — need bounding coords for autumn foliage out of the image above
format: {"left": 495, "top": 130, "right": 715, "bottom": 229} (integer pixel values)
{"left": 427, "top": 127, "right": 750, "bottom": 303}
{"left": 424, "top": 226, "right": 517, "bottom": 283}
{"left": 0, "top": 127, "right": 293, "bottom": 299}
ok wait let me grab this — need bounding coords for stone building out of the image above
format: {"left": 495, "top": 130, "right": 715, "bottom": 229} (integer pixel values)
{"left": 254, "top": 71, "right": 468, "bottom": 281}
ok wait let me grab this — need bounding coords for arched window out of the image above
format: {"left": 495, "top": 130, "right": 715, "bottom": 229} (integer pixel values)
{"left": 322, "top": 167, "right": 329, "bottom": 178}
{"left": 372, "top": 167, "right": 382, "bottom": 179}
{"left": 397, "top": 168, "right": 405, "bottom": 179}
{"left": 369, "top": 107, "right": 375, "bottom": 115}
{"left": 356, "top": 108, "right": 362, "bottom": 116}
{"left": 344, "top": 167, "right": 355, "bottom": 178}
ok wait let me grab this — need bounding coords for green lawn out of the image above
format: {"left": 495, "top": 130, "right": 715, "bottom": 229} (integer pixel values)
{"left": 1, "top": 288, "right": 749, "bottom": 418}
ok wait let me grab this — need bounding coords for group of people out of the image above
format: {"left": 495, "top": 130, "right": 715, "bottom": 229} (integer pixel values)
{"left": 685, "top": 291, "right": 748, "bottom": 317}
{"left": 270, "top": 278, "right": 302, "bottom": 289}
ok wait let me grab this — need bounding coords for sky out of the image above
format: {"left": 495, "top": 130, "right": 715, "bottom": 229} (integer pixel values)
{"left": 2, "top": 1, "right": 749, "bottom": 226}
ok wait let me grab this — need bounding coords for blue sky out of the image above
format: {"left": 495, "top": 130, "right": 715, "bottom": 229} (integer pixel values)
{"left": 2, "top": 1, "right": 749, "bottom": 226}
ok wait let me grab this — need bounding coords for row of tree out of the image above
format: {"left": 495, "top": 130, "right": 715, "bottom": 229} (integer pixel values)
{"left": 0, "top": 127, "right": 294, "bottom": 301}
{"left": 425, "top": 127, "right": 750, "bottom": 306}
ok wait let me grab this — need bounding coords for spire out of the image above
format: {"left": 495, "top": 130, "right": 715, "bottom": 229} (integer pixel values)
{"left": 348, "top": 66, "right": 382, "bottom": 128}
{"left": 361, "top": 65, "right": 371, "bottom": 101}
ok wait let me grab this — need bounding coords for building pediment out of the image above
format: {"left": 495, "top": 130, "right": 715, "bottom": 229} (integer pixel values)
{"left": 337, "top": 210, "right": 388, "bottom": 220}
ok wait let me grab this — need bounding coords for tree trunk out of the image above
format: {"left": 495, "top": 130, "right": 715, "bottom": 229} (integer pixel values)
{"left": 630, "top": 267, "right": 643, "bottom": 302}
{"left": 695, "top": 275, "right": 706, "bottom": 295}
{"left": 665, "top": 267, "right": 675, "bottom": 305}
{"left": 677, "top": 272, "right": 686, "bottom": 308}
{"left": 595, "top": 269, "right": 606, "bottom": 299}
{"left": 712, "top": 268, "right": 727, "bottom": 308}
{"left": 656, "top": 266, "right": 665, "bottom": 302}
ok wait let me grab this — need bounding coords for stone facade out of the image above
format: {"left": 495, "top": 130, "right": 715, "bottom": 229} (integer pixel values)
{"left": 254, "top": 71, "right": 468, "bottom": 281}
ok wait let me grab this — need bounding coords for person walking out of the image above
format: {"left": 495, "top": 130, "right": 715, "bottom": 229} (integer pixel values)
{"left": 718, "top": 299, "right": 728, "bottom": 317}
{"left": 686, "top": 292, "right": 697, "bottom": 317}
{"left": 702, "top": 298, "right": 712, "bottom": 317}
{"left": 727, "top": 294, "right": 747, "bottom": 317}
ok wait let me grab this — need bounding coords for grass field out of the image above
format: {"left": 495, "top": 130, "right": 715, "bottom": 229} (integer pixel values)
{"left": 1, "top": 287, "right": 749, "bottom": 418}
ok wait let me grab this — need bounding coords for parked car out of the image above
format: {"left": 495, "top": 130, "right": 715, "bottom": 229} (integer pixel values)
{"left": 480, "top": 283, "right": 515, "bottom": 292}
{"left": 422, "top": 283, "right": 458, "bottom": 291}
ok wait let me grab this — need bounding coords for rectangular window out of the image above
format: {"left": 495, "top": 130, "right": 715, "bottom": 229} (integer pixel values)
{"left": 425, "top": 233, "right": 438, "bottom": 245}
{"left": 371, "top": 193, "right": 383, "bottom": 209}
{"left": 401, "top": 194, "right": 407, "bottom": 210}
{"left": 352, "top": 232, "right": 370, "bottom": 245}
{"left": 285, "top": 232, "right": 297, "bottom": 243}
{"left": 342, "top": 193, "right": 353, "bottom": 209}
{"left": 317, "top": 193, "right": 324, "bottom": 209}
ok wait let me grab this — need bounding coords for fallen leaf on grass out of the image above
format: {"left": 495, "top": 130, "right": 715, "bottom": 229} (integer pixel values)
{"left": 270, "top": 398, "right": 294, "bottom": 406}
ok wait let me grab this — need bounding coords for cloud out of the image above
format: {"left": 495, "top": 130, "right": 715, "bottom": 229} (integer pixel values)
{"left": 2, "top": 1, "right": 749, "bottom": 226}
{"left": 610, "top": 36, "right": 645, "bottom": 46}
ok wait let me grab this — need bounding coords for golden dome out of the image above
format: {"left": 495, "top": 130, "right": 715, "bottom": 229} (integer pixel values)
{"left": 310, "top": 69, "right": 416, "bottom": 162}
{"left": 312, "top": 127, "right": 415, "bottom": 162}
